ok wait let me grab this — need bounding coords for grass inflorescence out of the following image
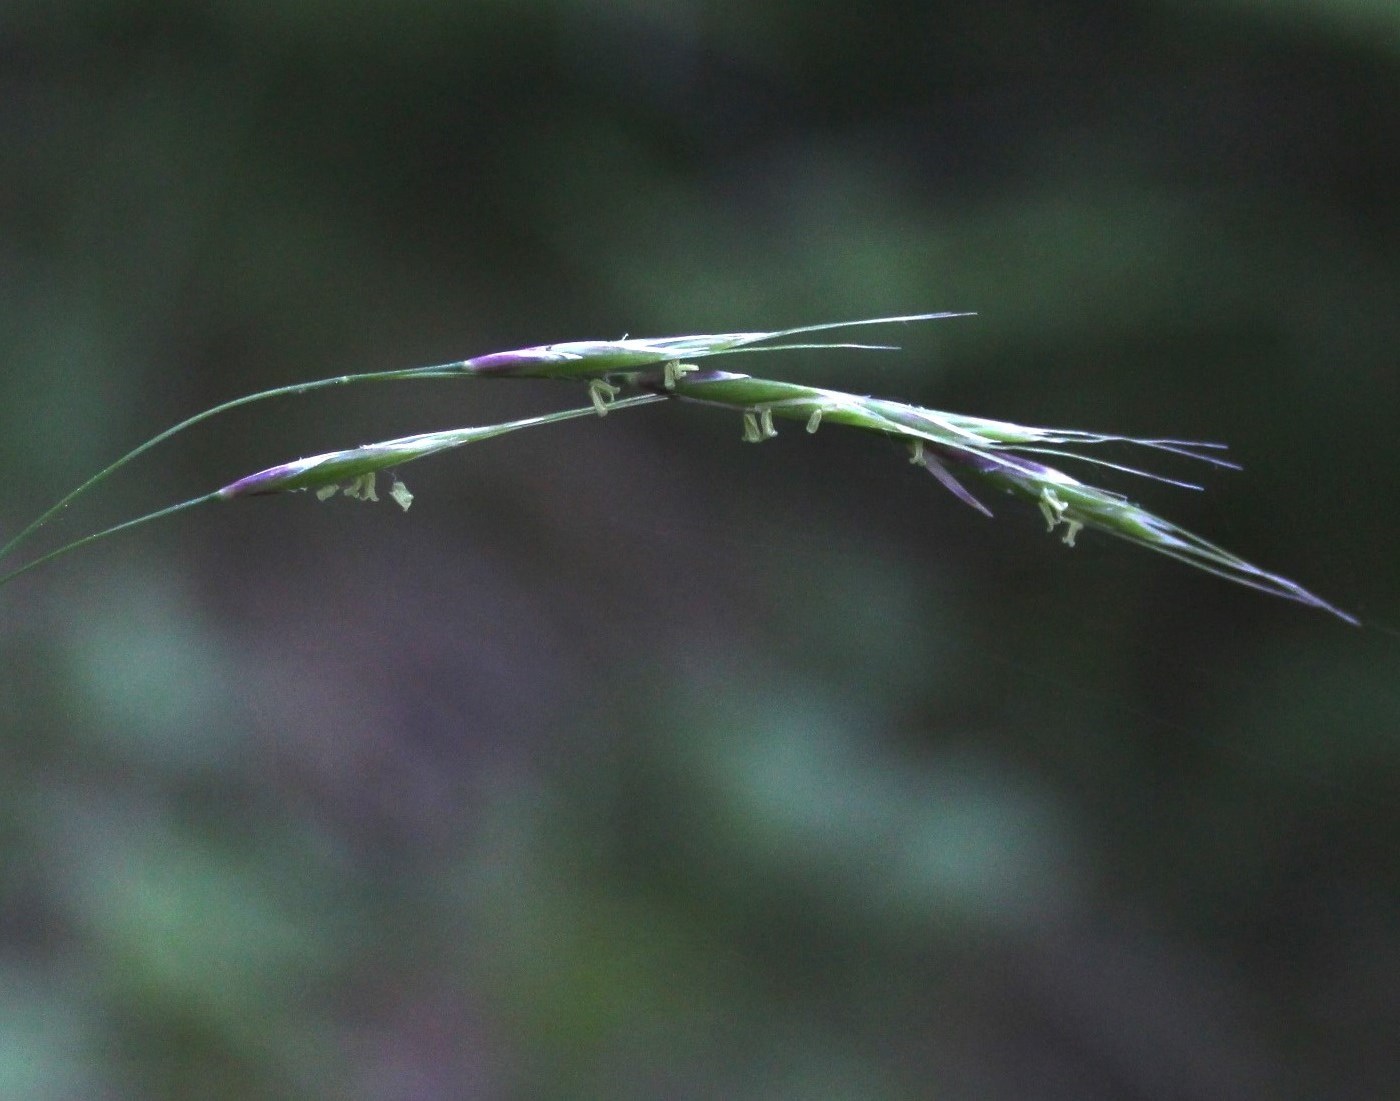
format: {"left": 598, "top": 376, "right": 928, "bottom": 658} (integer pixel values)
{"left": 0, "top": 313, "right": 1356, "bottom": 623}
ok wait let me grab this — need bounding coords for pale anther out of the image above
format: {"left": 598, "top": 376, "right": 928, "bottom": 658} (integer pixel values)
{"left": 1038, "top": 488, "right": 1068, "bottom": 531}
{"left": 588, "top": 378, "right": 621, "bottom": 416}
{"left": 343, "top": 473, "right": 378, "bottom": 502}
{"left": 662, "top": 361, "right": 699, "bottom": 390}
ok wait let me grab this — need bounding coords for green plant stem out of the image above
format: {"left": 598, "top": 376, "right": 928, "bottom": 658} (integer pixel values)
{"left": 0, "top": 493, "right": 221, "bottom": 587}
{"left": 1, "top": 394, "right": 668, "bottom": 588}
{"left": 0, "top": 366, "right": 466, "bottom": 565}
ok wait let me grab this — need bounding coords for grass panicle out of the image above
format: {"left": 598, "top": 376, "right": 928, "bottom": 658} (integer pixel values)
{"left": 622, "top": 368, "right": 1352, "bottom": 621}
{"left": 0, "top": 314, "right": 959, "bottom": 568}
{"left": 0, "top": 313, "right": 1354, "bottom": 623}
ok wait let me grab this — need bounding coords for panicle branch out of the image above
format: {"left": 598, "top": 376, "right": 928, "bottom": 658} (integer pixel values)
{"left": 636, "top": 368, "right": 1356, "bottom": 624}
{"left": 1, "top": 311, "right": 1353, "bottom": 623}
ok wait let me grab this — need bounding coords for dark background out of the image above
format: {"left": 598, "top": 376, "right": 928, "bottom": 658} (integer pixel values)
{"left": 2, "top": 2, "right": 1397, "bottom": 1098}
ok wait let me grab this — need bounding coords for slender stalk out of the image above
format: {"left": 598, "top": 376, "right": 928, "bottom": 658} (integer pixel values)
{"left": 0, "top": 493, "right": 220, "bottom": 587}
{"left": 0, "top": 366, "right": 467, "bottom": 564}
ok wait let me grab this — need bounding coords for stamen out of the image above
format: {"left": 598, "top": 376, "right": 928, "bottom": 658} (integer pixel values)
{"left": 662, "top": 361, "right": 700, "bottom": 389}
{"left": 343, "top": 473, "right": 378, "bottom": 502}
{"left": 588, "top": 378, "right": 620, "bottom": 415}
{"left": 1038, "top": 488, "right": 1067, "bottom": 531}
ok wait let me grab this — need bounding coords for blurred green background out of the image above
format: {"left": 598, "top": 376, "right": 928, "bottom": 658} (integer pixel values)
{"left": 2, "top": 2, "right": 1397, "bottom": 1098}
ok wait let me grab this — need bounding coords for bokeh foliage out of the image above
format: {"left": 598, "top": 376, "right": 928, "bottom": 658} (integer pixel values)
{"left": 1, "top": 1, "right": 1397, "bottom": 1098}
